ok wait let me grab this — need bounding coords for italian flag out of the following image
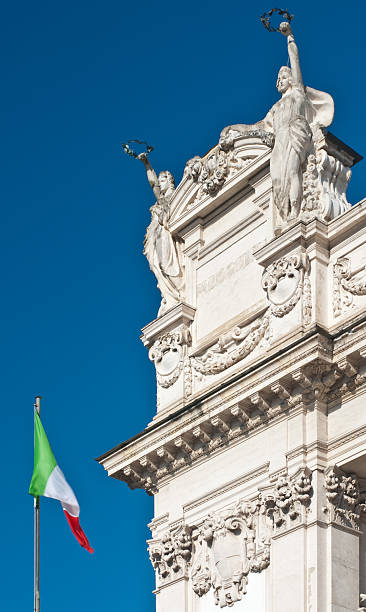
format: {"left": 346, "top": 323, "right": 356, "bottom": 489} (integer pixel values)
{"left": 29, "top": 411, "right": 93, "bottom": 553}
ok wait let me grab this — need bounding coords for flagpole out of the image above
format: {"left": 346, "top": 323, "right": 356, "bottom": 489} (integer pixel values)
{"left": 34, "top": 396, "right": 41, "bottom": 612}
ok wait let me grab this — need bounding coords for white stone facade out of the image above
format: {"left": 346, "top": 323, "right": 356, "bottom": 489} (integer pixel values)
{"left": 98, "top": 121, "right": 366, "bottom": 609}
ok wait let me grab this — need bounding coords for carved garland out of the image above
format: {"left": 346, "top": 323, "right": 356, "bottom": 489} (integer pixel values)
{"left": 149, "top": 525, "right": 192, "bottom": 582}
{"left": 191, "top": 314, "right": 270, "bottom": 376}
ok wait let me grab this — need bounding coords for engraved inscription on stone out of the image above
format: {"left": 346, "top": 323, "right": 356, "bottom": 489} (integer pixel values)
{"left": 197, "top": 252, "right": 253, "bottom": 296}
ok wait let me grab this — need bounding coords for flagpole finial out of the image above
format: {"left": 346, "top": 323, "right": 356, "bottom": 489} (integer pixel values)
{"left": 34, "top": 396, "right": 41, "bottom": 415}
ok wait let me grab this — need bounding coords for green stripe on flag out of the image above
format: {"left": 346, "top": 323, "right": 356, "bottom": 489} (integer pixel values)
{"left": 29, "top": 412, "right": 57, "bottom": 497}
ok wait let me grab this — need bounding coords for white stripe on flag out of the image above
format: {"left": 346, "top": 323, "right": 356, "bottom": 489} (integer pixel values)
{"left": 44, "top": 465, "right": 80, "bottom": 517}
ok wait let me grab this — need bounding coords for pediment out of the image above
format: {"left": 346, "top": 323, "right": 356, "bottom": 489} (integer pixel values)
{"left": 169, "top": 135, "right": 271, "bottom": 234}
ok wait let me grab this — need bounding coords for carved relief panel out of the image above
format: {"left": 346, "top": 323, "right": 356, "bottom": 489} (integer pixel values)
{"left": 191, "top": 501, "right": 270, "bottom": 608}
{"left": 188, "top": 253, "right": 312, "bottom": 394}
{"left": 149, "top": 469, "right": 313, "bottom": 608}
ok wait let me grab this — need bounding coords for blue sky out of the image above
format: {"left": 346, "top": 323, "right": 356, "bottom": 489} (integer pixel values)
{"left": 2, "top": 1, "right": 366, "bottom": 610}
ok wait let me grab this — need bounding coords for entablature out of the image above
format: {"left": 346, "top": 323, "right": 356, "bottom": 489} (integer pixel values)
{"left": 96, "top": 327, "right": 366, "bottom": 496}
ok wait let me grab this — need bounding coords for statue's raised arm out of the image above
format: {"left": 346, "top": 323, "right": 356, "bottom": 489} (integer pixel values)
{"left": 279, "top": 21, "right": 303, "bottom": 89}
{"left": 138, "top": 152, "right": 161, "bottom": 203}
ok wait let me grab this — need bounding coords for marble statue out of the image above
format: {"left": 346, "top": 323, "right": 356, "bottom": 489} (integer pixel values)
{"left": 138, "top": 152, "right": 184, "bottom": 315}
{"left": 220, "top": 21, "right": 334, "bottom": 231}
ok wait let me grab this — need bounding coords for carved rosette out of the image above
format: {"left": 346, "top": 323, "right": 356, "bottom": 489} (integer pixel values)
{"left": 324, "top": 466, "right": 365, "bottom": 530}
{"left": 149, "top": 472, "right": 312, "bottom": 606}
{"left": 333, "top": 257, "right": 366, "bottom": 317}
{"left": 149, "top": 327, "right": 191, "bottom": 388}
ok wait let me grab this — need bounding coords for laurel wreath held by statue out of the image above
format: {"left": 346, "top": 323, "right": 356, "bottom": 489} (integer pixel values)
{"left": 260, "top": 8, "right": 294, "bottom": 32}
{"left": 121, "top": 139, "right": 154, "bottom": 159}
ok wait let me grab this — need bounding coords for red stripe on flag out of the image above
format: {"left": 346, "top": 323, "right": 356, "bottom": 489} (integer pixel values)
{"left": 64, "top": 510, "right": 94, "bottom": 553}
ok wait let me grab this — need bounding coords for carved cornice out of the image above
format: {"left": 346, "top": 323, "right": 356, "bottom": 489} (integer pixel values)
{"left": 106, "top": 349, "right": 366, "bottom": 495}
{"left": 141, "top": 302, "right": 196, "bottom": 349}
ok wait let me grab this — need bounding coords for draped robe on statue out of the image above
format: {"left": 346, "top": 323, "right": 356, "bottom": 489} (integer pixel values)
{"left": 143, "top": 195, "right": 183, "bottom": 315}
{"left": 260, "top": 85, "right": 334, "bottom": 223}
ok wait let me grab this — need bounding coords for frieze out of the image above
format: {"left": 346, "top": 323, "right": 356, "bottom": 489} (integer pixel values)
{"left": 191, "top": 254, "right": 310, "bottom": 378}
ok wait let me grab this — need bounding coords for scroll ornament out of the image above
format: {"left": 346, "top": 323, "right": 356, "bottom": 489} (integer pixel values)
{"left": 302, "top": 147, "right": 352, "bottom": 222}
{"left": 262, "top": 253, "right": 310, "bottom": 319}
{"left": 333, "top": 257, "right": 366, "bottom": 317}
{"left": 149, "top": 327, "right": 191, "bottom": 388}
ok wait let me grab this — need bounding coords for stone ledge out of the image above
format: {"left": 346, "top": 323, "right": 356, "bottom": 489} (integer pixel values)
{"left": 97, "top": 332, "right": 366, "bottom": 495}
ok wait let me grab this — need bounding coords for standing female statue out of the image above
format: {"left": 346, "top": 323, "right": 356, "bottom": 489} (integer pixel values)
{"left": 220, "top": 21, "right": 334, "bottom": 230}
{"left": 138, "top": 152, "right": 184, "bottom": 316}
